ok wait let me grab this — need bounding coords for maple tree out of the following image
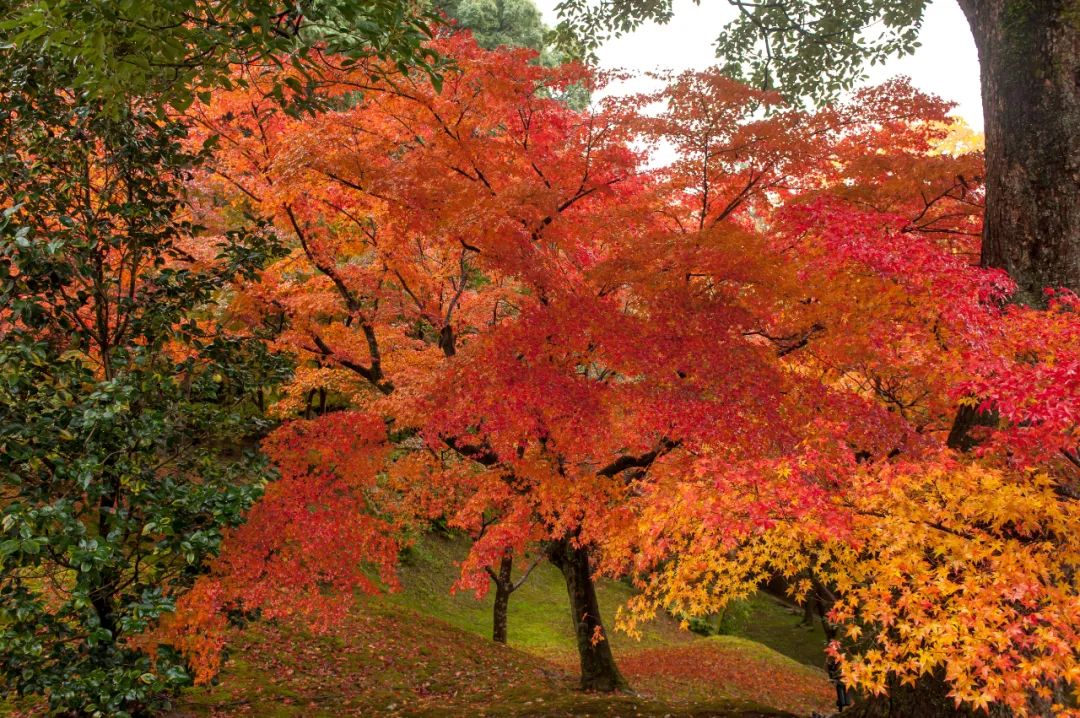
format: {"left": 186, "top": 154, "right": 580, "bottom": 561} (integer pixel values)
{"left": 138, "top": 33, "right": 1080, "bottom": 717}
{"left": 2, "top": 2, "right": 1076, "bottom": 715}
{"left": 172, "top": 36, "right": 859, "bottom": 693}
{"left": 170, "top": 35, "right": 647, "bottom": 690}
{"left": 608, "top": 73, "right": 1080, "bottom": 717}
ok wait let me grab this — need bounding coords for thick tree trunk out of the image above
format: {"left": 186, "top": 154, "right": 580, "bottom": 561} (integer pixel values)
{"left": 846, "top": 672, "right": 1011, "bottom": 718}
{"left": 492, "top": 552, "right": 512, "bottom": 644}
{"left": 547, "top": 538, "right": 627, "bottom": 692}
{"left": 853, "top": 9, "right": 1079, "bottom": 715}
{"left": 957, "top": 0, "right": 1080, "bottom": 302}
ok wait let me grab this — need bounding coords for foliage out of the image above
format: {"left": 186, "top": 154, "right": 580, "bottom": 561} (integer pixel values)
{"left": 0, "top": 0, "right": 443, "bottom": 113}
{"left": 166, "top": 36, "right": 643, "bottom": 684}
{"left": 0, "top": 44, "right": 288, "bottom": 715}
{"left": 132, "top": 32, "right": 1080, "bottom": 718}
{"left": 437, "top": 0, "right": 548, "bottom": 52}
{"left": 551, "top": 0, "right": 929, "bottom": 103}
{"left": 607, "top": 69, "right": 1079, "bottom": 717}
{"left": 716, "top": 600, "right": 752, "bottom": 636}
{"left": 435, "top": 0, "right": 589, "bottom": 107}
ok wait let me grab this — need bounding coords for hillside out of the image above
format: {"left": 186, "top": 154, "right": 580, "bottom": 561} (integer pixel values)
{"left": 168, "top": 535, "right": 834, "bottom": 717}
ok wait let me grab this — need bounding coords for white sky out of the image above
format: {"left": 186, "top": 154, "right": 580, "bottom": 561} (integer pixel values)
{"left": 534, "top": 0, "right": 983, "bottom": 131}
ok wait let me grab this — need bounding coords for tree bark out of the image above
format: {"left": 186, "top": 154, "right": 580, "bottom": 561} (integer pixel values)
{"left": 492, "top": 552, "right": 512, "bottom": 644}
{"left": 852, "top": 9, "right": 1080, "bottom": 714}
{"left": 945, "top": 402, "right": 998, "bottom": 452}
{"left": 957, "top": 0, "right": 1080, "bottom": 302}
{"left": 89, "top": 473, "right": 120, "bottom": 640}
{"left": 547, "top": 538, "right": 627, "bottom": 692}
{"left": 845, "top": 673, "right": 1012, "bottom": 718}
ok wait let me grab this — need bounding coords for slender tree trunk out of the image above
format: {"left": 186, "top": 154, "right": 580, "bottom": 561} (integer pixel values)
{"left": 957, "top": 0, "right": 1080, "bottom": 302}
{"left": 89, "top": 472, "right": 120, "bottom": 639}
{"left": 800, "top": 598, "right": 815, "bottom": 627}
{"left": 547, "top": 538, "right": 627, "bottom": 692}
{"left": 492, "top": 552, "right": 512, "bottom": 644}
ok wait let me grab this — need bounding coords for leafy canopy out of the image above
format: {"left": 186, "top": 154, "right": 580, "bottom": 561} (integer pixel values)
{"left": 438, "top": 0, "right": 549, "bottom": 52}
{"left": 175, "top": 38, "right": 1080, "bottom": 717}
{"left": 551, "top": 0, "right": 929, "bottom": 102}
{"left": 1, "top": 0, "right": 443, "bottom": 112}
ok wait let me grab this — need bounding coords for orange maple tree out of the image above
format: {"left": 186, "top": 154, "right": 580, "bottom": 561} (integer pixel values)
{"left": 610, "top": 72, "right": 1080, "bottom": 717}
{"left": 166, "top": 37, "right": 1080, "bottom": 715}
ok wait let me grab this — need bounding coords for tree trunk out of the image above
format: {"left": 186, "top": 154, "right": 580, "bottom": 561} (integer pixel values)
{"left": 957, "top": 0, "right": 1080, "bottom": 302}
{"left": 945, "top": 402, "right": 998, "bottom": 452}
{"left": 492, "top": 552, "right": 512, "bottom": 644}
{"left": 845, "top": 672, "right": 1012, "bottom": 718}
{"left": 547, "top": 538, "right": 627, "bottom": 692}
{"left": 879, "top": 10, "right": 1079, "bottom": 712}
{"left": 828, "top": 6, "right": 1078, "bottom": 716}
{"left": 90, "top": 475, "right": 120, "bottom": 639}
{"left": 934, "top": 9, "right": 1080, "bottom": 696}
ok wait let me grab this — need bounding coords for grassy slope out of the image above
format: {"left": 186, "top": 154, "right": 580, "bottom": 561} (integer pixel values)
{"left": 5, "top": 534, "right": 833, "bottom": 717}
{"left": 388, "top": 533, "right": 694, "bottom": 658}
{"left": 171, "top": 534, "right": 833, "bottom": 717}
{"left": 739, "top": 593, "right": 828, "bottom": 669}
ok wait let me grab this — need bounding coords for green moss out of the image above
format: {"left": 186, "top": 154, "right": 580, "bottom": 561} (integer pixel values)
{"left": 171, "top": 533, "right": 832, "bottom": 717}
{"left": 732, "top": 593, "right": 828, "bottom": 668}
{"left": 385, "top": 533, "right": 692, "bottom": 658}
{"left": 1062, "top": 0, "right": 1080, "bottom": 30}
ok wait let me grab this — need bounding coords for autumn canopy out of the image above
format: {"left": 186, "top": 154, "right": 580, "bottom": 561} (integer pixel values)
{"left": 150, "top": 34, "right": 1078, "bottom": 714}
{"left": 1, "top": 7, "right": 1078, "bottom": 718}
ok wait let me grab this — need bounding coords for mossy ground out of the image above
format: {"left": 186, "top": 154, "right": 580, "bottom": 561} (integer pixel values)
{"left": 739, "top": 593, "right": 829, "bottom": 669}
{"left": 388, "top": 533, "right": 695, "bottom": 659}
{"left": 5, "top": 534, "right": 835, "bottom": 717}
{"left": 173, "top": 534, "right": 833, "bottom": 717}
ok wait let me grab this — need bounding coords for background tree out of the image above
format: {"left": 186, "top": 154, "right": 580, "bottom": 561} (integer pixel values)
{"left": 437, "top": 0, "right": 548, "bottom": 52}
{"left": 436, "top": 0, "right": 591, "bottom": 106}
{"left": 552, "top": 0, "right": 1080, "bottom": 303}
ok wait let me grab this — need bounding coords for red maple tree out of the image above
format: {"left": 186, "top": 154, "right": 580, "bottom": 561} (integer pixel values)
{"left": 165, "top": 39, "right": 1080, "bottom": 715}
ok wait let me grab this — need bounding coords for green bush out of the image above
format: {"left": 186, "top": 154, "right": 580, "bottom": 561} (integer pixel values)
{"left": 716, "top": 599, "right": 753, "bottom": 635}
{"left": 0, "top": 46, "right": 287, "bottom": 716}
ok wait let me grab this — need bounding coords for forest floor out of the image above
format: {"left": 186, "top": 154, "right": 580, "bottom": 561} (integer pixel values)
{"left": 2, "top": 534, "right": 833, "bottom": 717}
{"left": 169, "top": 534, "right": 835, "bottom": 718}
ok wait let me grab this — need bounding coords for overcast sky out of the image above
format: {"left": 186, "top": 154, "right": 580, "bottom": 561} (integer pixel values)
{"left": 534, "top": 0, "right": 983, "bottom": 131}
